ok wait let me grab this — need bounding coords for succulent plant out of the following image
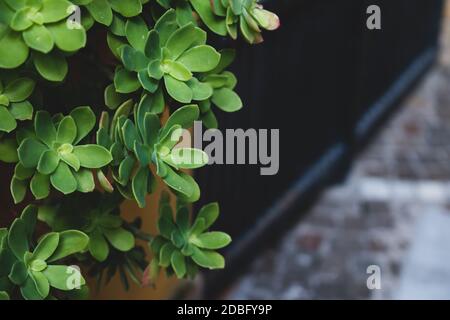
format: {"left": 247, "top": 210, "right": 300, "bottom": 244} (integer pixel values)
{"left": 97, "top": 100, "right": 208, "bottom": 207}
{"left": 113, "top": 9, "right": 220, "bottom": 104}
{"left": 0, "top": 205, "right": 89, "bottom": 300}
{"left": 0, "top": 76, "right": 35, "bottom": 133}
{"left": 195, "top": 48, "right": 242, "bottom": 128}
{"left": 145, "top": 194, "right": 231, "bottom": 282}
{"left": 73, "top": 0, "right": 148, "bottom": 25}
{"left": 0, "top": 0, "right": 278, "bottom": 299}
{"left": 11, "top": 107, "right": 112, "bottom": 203}
{"left": 0, "top": 0, "right": 87, "bottom": 79}
{"left": 38, "top": 191, "right": 136, "bottom": 262}
{"left": 190, "top": 0, "right": 280, "bottom": 43}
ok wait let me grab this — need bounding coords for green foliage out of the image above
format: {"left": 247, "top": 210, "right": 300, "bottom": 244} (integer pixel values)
{"left": 190, "top": 0, "right": 279, "bottom": 43}
{"left": 0, "top": 0, "right": 87, "bottom": 79}
{"left": 96, "top": 101, "right": 207, "bottom": 207}
{"left": 145, "top": 194, "right": 231, "bottom": 282}
{"left": 0, "top": 0, "right": 278, "bottom": 300}
{"left": 0, "top": 206, "right": 89, "bottom": 300}
{"left": 0, "top": 75, "right": 35, "bottom": 133}
{"left": 12, "top": 107, "right": 112, "bottom": 203}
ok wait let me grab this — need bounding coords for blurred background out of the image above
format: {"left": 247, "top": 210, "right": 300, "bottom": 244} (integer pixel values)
{"left": 194, "top": 0, "right": 450, "bottom": 300}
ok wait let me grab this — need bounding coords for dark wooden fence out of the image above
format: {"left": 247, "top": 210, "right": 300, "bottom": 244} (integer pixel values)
{"left": 195, "top": 0, "right": 445, "bottom": 297}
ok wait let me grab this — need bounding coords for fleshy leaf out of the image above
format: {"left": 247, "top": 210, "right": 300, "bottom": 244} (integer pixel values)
{"left": 0, "top": 105, "right": 17, "bottom": 133}
{"left": 30, "top": 172, "right": 51, "bottom": 200}
{"left": 74, "top": 169, "right": 95, "bottom": 193}
{"left": 50, "top": 162, "right": 77, "bottom": 194}
{"left": 37, "top": 150, "right": 60, "bottom": 175}
{"left": 89, "top": 230, "right": 109, "bottom": 262}
{"left": 103, "top": 227, "right": 135, "bottom": 252}
{"left": 43, "top": 265, "right": 86, "bottom": 291}
{"left": 48, "top": 230, "right": 89, "bottom": 262}
{"left": 8, "top": 218, "right": 29, "bottom": 260}
{"left": 190, "top": 232, "right": 231, "bottom": 249}
{"left": 33, "top": 51, "right": 68, "bottom": 82}
{"left": 70, "top": 106, "right": 96, "bottom": 144}
{"left": 191, "top": 247, "right": 225, "bottom": 269}
{"left": 32, "top": 232, "right": 60, "bottom": 262}
{"left": 73, "top": 145, "right": 112, "bottom": 168}
{"left": 18, "top": 137, "right": 48, "bottom": 168}
{"left": 177, "top": 45, "right": 221, "bottom": 72}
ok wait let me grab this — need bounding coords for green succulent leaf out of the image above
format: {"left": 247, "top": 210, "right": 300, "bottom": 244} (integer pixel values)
{"left": 187, "top": 78, "right": 213, "bottom": 101}
{"left": 0, "top": 292, "right": 10, "bottom": 300}
{"left": 196, "top": 202, "right": 220, "bottom": 231}
{"left": 9, "top": 101, "right": 34, "bottom": 121}
{"left": 114, "top": 66, "right": 140, "bottom": 94}
{"left": 3, "top": 78, "right": 35, "bottom": 102}
{"left": 177, "top": 45, "right": 221, "bottom": 72}
{"left": 162, "top": 60, "right": 192, "bottom": 82}
{"left": 159, "top": 242, "right": 176, "bottom": 267}
{"left": 23, "top": 25, "right": 54, "bottom": 54}
{"left": 74, "top": 168, "right": 95, "bottom": 193}
{"left": 18, "top": 137, "right": 48, "bottom": 168}
{"left": 212, "top": 87, "right": 243, "bottom": 112}
{"left": 109, "top": 0, "right": 142, "bottom": 18}
{"left": 43, "top": 265, "right": 86, "bottom": 291}
{"left": 48, "top": 230, "right": 89, "bottom": 262}
{"left": 47, "top": 20, "right": 87, "bottom": 52}
{"left": 89, "top": 230, "right": 109, "bottom": 262}
{"left": 30, "top": 271, "right": 50, "bottom": 299}
{"left": 0, "top": 29, "right": 29, "bottom": 69}
{"left": 132, "top": 166, "right": 149, "bottom": 208}
{"left": 8, "top": 260, "right": 28, "bottom": 285}
{"left": 161, "top": 104, "right": 199, "bottom": 136}
{"left": 190, "top": 0, "right": 227, "bottom": 36}
{"left": 103, "top": 227, "right": 135, "bottom": 252}
{"left": 86, "top": 0, "right": 113, "bottom": 26}
{"left": 70, "top": 106, "right": 96, "bottom": 144}
{"left": 73, "top": 145, "right": 113, "bottom": 168}
{"left": 190, "top": 232, "right": 231, "bottom": 250}
{"left": 154, "top": 9, "right": 178, "bottom": 46}
{"left": 20, "top": 276, "right": 43, "bottom": 300}
{"left": 168, "top": 148, "right": 209, "bottom": 169}
{"left": 10, "top": 176, "right": 27, "bottom": 204}
{"left": 10, "top": 7, "right": 34, "bottom": 32}
{"left": 8, "top": 218, "right": 29, "bottom": 260}
{"left": 171, "top": 250, "right": 186, "bottom": 279}
{"left": 37, "top": 150, "right": 60, "bottom": 175}
{"left": 191, "top": 247, "right": 225, "bottom": 269}
{"left": 33, "top": 51, "right": 68, "bottom": 82}
{"left": 125, "top": 16, "right": 148, "bottom": 52}
{"left": 0, "top": 138, "right": 19, "bottom": 163}
{"left": 0, "top": 106, "right": 17, "bottom": 133}
{"left": 144, "top": 30, "right": 161, "bottom": 60}
{"left": 165, "top": 23, "right": 202, "bottom": 60}
{"left": 50, "top": 162, "right": 77, "bottom": 194}
{"left": 30, "top": 172, "right": 51, "bottom": 200}
{"left": 32, "top": 232, "right": 60, "bottom": 262}
{"left": 20, "top": 207, "right": 37, "bottom": 245}
{"left": 40, "top": 0, "right": 73, "bottom": 23}
{"left": 164, "top": 75, "right": 193, "bottom": 103}
{"left": 56, "top": 116, "right": 77, "bottom": 144}
{"left": 35, "top": 110, "right": 57, "bottom": 147}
